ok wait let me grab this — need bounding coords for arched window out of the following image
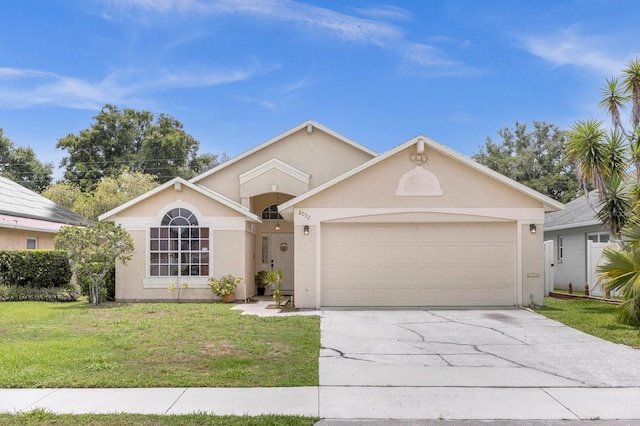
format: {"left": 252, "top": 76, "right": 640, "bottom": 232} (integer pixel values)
{"left": 261, "top": 204, "right": 283, "bottom": 220}
{"left": 149, "top": 208, "right": 210, "bottom": 277}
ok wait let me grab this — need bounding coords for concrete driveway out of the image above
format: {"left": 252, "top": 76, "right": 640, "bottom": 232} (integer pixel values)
{"left": 319, "top": 308, "right": 640, "bottom": 420}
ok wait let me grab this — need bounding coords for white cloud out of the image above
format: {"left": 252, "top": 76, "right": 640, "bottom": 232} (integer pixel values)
{"left": 518, "top": 26, "right": 625, "bottom": 76}
{"left": 0, "top": 64, "right": 266, "bottom": 110}
{"left": 401, "top": 43, "right": 483, "bottom": 77}
{"left": 101, "top": 0, "right": 476, "bottom": 75}
{"left": 352, "top": 5, "right": 413, "bottom": 22}
{"left": 235, "top": 95, "right": 277, "bottom": 109}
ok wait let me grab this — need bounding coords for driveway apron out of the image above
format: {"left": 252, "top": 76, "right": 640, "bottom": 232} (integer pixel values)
{"left": 319, "top": 308, "right": 640, "bottom": 420}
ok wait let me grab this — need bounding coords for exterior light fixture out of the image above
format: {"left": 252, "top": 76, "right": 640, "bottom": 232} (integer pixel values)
{"left": 275, "top": 222, "right": 281, "bottom": 231}
{"left": 530, "top": 224, "right": 537, "bottom": 234}
{"left": 304, "top": 225, "right": 309, "bottom": 235}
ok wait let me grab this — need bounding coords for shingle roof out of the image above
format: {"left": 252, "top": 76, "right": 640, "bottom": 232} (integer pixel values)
{"left": 0, "top": 176, "right": 90, "bottom": 226}
{"left": 544, "top": 190, "right": 600, "bottom": 231}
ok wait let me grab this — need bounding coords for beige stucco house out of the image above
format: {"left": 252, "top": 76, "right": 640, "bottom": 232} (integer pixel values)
{"left": 99, "top": 120, "right": 563, "bottom": 308}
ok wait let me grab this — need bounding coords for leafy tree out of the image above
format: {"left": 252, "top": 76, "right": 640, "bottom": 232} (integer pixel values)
{"left": 472, "top": 121, "right": 579, "bottom": 203}
{"left": 41, "top": 182, "right": 84, "bottom": 212}
{"left": 55, "top": 222, "right": 134, "bottom": 307}
{"left": 43, "top": 170, "right": 158, "bottom": 221}
{"left": 0, "top": 128, "right": 53, "bottom": 192}
{"left": 57, "top": 104, "right": 224, "bottom": 190}
{"left": 568, "top": 58, "right": 640, "bottom": 324}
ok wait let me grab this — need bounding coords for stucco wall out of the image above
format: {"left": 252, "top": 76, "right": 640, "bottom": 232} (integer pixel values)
{"left": 522, "top": 224, "right": 544, "bottom": 306}
{"left": 0, "top": 229, "right": 55, "bottom": 250}
{"left": 112, "top": 184, "right": 251, "bottom": 301}
{"left": 294, "top": 223, "right": 317, "bottom": 308}
{"left": 195, "top": 126, "right": 374, "bottom": 202}
{"left": 297, "top": 146, "right": 541, "bottom": 210}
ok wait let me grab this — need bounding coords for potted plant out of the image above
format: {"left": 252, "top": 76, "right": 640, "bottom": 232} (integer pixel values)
{"left": 208, "top": 274, "right": 242, "bottom": 303}
{"left": 264, "top": 269, "right": 283, "bottom": 306}
{"left": 255, "top": 270, "right": 268, "bottom": 296}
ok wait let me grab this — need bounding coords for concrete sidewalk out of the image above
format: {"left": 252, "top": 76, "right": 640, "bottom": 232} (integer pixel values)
{"left": 3, "top": 386, "right": 640, "bottom": 421}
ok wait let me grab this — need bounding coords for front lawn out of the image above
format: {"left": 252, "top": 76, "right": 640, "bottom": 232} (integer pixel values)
{"left": 0, "top": 411, "right": 318, "bottom": 426}
{"left": 0, "top": 301, "right": 319, "bottom": 388}
{"left": 535, "top": 297, "right": 640, "bottom": 348}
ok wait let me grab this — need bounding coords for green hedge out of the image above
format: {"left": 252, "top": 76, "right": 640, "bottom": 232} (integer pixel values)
{"left": 0, "top": 285, "right": 79, "bottom": 302}
{"left": 0, "top": 250, "right": 72, "bottom": 288}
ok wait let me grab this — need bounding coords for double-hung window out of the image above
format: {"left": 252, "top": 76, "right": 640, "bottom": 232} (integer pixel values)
{"left": 149, "top": 208, "right": 210, "bottom": 277}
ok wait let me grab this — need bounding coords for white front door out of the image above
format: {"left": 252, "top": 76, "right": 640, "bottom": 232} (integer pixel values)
{"left": 270, "top": 233, "right": 294, "bottom": 293}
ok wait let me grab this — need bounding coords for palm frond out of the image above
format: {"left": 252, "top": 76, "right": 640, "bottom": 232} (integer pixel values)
{"left": 598, "top": 77, "right": 627, "bottom": 133}
{"left": 567, "top": 119, "right": 608, "bottom": 199}
{"left": 622, "top": 58, "right": 640, "bottom": 128}
{"left": 598, "top": 243, "right": 640, "bottom": 325}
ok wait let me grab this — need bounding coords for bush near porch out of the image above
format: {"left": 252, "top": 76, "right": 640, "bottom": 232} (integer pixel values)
{"left": 0, "top": 301, "right": 319, "bottom": 388}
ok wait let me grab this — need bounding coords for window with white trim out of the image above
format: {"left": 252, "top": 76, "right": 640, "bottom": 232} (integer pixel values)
{"left": 149, "top": 208, "right": 210, "bottom": 277}
{"left": 558, "top": 236, "right": 563, "bottom": 260}
{"left": 261, "top": 204, "right": 283, "bottom": 220}
{"left": 587, "top": 232, "right": 610, "bottom": 243}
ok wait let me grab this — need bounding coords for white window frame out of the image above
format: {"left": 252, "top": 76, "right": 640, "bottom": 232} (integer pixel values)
{"left": 557, "top": 236, "right": 563, "bottom": 261}
{"left": 587, "top": 232, "right": 610, "bottom": 243}
{"left": 26, "top": 238, "right": 38, "bottom": 250}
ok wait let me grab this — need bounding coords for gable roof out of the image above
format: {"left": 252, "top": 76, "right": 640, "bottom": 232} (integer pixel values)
{"left": 544, "top": 190, "right": 601, "bottom": 231}
{"left": 0, "top": 176, "right": 90, "bottom": 226}
{"left": 98, "top": 177, "right": 261, "bottom": 223}
{"left": 279, "top": 135, "right": 564, "bottom": 215}
{"left": 190, "top": 120, "right": 377, "bottom": 184}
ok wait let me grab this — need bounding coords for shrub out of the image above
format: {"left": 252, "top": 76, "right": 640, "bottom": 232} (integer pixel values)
{"left": 0, "top": 284, "right": 79, "bottom": 302}
{"left": 209, "top": 274, "right": 242, "bottom": 296}
{"left": 0, "top": 250, "right": 71, "bottom": 288}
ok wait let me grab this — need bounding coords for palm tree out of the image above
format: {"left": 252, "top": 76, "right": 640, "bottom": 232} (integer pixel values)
{"left": 567, "top": 123, "right": 630, "bottom": 239}
{"left": 570, "top": 58, "right": 640, "bottom": 323}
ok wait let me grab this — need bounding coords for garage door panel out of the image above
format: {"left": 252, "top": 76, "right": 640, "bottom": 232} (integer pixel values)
{"left": 322, "top": 222, "right": 516, "bottom": 307}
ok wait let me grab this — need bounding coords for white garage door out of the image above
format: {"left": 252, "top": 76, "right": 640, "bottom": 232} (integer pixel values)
{"left": 321, "top": 222, "right": 516, "bottom": 306}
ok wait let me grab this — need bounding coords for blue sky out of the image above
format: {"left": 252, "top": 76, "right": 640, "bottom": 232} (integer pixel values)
{"left": 1, "top": 0, "right": 639, "bottom": 179}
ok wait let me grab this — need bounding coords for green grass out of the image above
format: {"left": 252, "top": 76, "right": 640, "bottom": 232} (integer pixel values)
{"left": 0, "top": 410, "right": 318, "bottom": 426}
{"left": 536, "top": 297, "right": 640, "bottom": 348}
{"left": 0, "top": 301, "right": 319, "bottom": 388}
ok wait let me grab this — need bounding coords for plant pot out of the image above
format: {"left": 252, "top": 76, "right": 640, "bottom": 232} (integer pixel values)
{"left": 221, "top": 292, "right": 236, "bottom": 303}
{"left": 257, "top": 287, "right": 265, "bottom": 296}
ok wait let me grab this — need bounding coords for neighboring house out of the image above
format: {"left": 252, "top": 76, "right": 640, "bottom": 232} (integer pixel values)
{"left": 543, "top": 190, "right": 610, "bottom": 292}
{"left": 0, "top": 176, "right": 91, "bottom": 250}
{"left": 99, "top": 120, "right": 563, "bottom": 308}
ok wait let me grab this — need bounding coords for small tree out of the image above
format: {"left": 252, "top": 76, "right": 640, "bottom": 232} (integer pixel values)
{"left": 264, "top": 269, "right": 283, "bottom": 307}
{"left": 55, "top": 222, "right": 134, "bottom": 307}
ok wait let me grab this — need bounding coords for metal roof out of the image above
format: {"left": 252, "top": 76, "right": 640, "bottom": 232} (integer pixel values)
{"left": 0, "top": 176, "right": 91, "bottom": 226}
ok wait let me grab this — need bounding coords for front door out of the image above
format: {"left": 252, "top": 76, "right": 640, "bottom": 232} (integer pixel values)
{"left": 270, "top": 233, "right": 294, "bottom": 294}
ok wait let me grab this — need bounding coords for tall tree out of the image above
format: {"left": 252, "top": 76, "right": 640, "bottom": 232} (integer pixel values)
{"left": 568, "top": 58, "right": 640, "bottom": 324}
{"left": 43, "top": 170, "right": 158, "bottom": 221}
{"left": 472, "top": 121, "right": 579, "bottom": 203}
{"left": 0, "top": 128, "right": 53, "bottom": 192}
{"left": 57, "top": 104, "right": 224, "bottom": 190}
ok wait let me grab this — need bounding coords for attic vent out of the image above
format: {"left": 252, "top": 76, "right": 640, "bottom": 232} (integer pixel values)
{"left": 395, "top": 166, "right": 443, "bottom": 197}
